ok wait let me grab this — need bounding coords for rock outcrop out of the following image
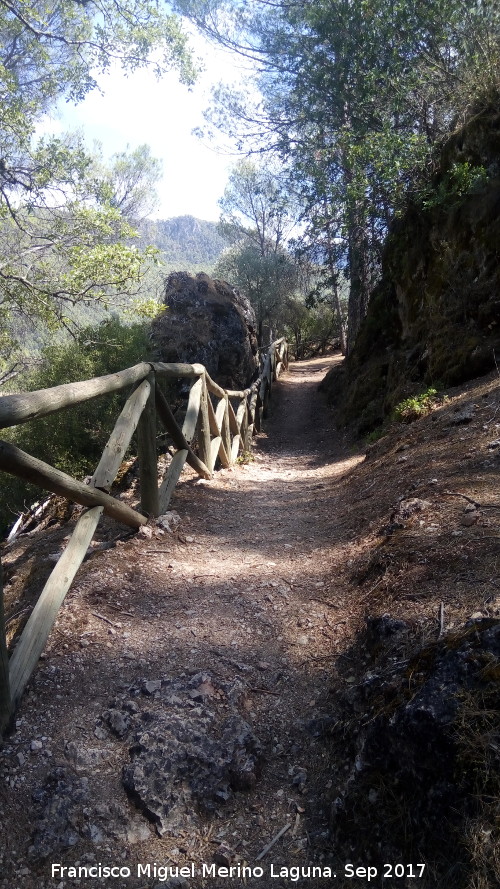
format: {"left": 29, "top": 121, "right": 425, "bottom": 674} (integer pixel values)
{"left": 29, "top": 672, "right": 262, "bottom": 856}
{"left": 151, "top": 272, "right": 259, "bottom": 390}
{"left": 315, "top": 615, "right": 500, "bottom": 884}
{"left": 321, "top": 98, "right": 500, "bottom": 432}
{"left": 115, "top": 672, "right": 262, "bottom": 837}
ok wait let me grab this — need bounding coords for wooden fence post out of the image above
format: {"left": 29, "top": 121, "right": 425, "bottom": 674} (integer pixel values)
{"left": 221, "top": 395, "right": 233, "bottom": 463}
{"left": 196, "top": 375, "right": 212, "bottom": 471}
{"left": 137, "top": 373, "right": 159, "bottom": 518}
{"left": 262, "top": 380, "right": 270, "bottom": 419}
{"left": 254, "top": 391, "right": 262, "bottom": 432}
{"left": 241, "top": 404, "right": 251, "bottom": 452}
{"left": 0, "top": 558, "right": 12, "bottom": 736}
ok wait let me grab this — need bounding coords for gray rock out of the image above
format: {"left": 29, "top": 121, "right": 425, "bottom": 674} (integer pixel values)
{"left": 291, "top": 767, "right": 308, "bottom": 791}
{"left": 151, "top": 272, "right": 259, "bottom": 390}
{"left": 90, "top": 801, "right": 151, "bottom": 844}
{"left": 142, "top": 680, "right": 162, "bottom": 695}
{"left": 102, "top": 708, "right": 130, "bottom": 739}
{"left": 461, "top": 511, "right": 478, "bottom": 527}
{"left": 64, "top": 741, "right": 112, "bottom": 771}
{"left": 157, "top": 511, "right": 181, "bottom": 532}
{"left": 187, "top": 672, "right": 218, "bottom": 701}
{"left": 123, "top": 711, "right": 261, "bottom": 835}
{"left": 30, "top": 768, "right": 152, "bottom": 860}
{"left": 119, "top": 674, "right": 262, "bottom": 836}
{"left": 365, "top": 614, "right": 409, "bottom": 654}
{"left": 396, "top": 498, "right": 431, "bottom": 518}
{"left": 94, "top": 724, "right": 108, "bottom": 741}
{"left": 328, "top": 616, "right": 500, "bottom": 869}
{"left": 31, "top": 769, "right": 89, "bottom": 859}
{"left": 450, "top": 406, "right": 475, "bottom": 425}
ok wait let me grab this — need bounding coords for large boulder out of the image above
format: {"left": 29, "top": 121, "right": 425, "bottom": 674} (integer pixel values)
{"left": 151, "top": 272, "right": 259, "bottom": 390}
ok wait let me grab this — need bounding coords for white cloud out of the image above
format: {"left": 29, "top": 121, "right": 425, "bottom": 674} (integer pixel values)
{"left": 39, "top": 33, "right": 254, "bottom": 221}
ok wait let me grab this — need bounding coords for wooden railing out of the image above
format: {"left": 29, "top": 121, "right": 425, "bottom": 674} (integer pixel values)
{"left": 291, "top": 336, "right": 340, "bottom": 360}
{"left": 0, "top": 338, "right": 288, "bottom": 732}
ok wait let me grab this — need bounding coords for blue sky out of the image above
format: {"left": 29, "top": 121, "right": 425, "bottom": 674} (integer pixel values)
{"left": 39, "top": 34, "right": 250, "bottom": 221}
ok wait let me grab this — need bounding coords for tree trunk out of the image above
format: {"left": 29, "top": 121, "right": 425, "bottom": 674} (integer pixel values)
{"left": 322, "top": 199, "right": 347, "bottom": 355}
{"left": 346, "top": 211, "right": 371, "bottom": 355}
{"left": 332, "top": 276, "right": 347, "bottom": 356}
{"left": 338, "top": 109, "right": 371, "bottom": 355}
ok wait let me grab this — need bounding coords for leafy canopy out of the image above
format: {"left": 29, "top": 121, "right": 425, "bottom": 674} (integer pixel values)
{"left": 177, "top": 0, "right": 500, "bottom": 350}
{"left": 215, "top": 159, "right": 301, "bottom": 341}
{"left": 0, "top": 0, "right": 197, "bottom": 371}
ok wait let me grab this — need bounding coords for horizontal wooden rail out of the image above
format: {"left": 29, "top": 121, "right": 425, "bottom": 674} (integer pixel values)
{"left": 0, "top": 362, "right": 152, "bottom": 428}
{"left": 0, "top": 440, "right": 147, "bottom": 528}
{"left": 0, "top": 338, "right": 289, "bottom": 734}
{"left": 204, "top": 372, "right": 227, "bottom": 400}
{"left": 151, "top": 361, "right": 204, "bottom": 379}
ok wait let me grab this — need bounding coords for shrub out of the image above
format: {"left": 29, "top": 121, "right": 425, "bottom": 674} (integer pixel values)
{"left": 0, "top": 317, "right": 151, "bottom": 536}
{"left": 421, "top": 162, "right": 489, "bottom": 212}
{"left": 393, "top": 387, "right": 438, "bottom": 422}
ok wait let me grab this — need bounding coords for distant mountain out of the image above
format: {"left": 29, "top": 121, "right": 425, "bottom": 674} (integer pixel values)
{"left": 137, "top": 215, "right": 228, "bottom": 271}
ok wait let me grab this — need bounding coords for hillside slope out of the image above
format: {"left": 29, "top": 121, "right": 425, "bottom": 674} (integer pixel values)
{"left": 137, "top": 215, "right": 227, "bottom": 271}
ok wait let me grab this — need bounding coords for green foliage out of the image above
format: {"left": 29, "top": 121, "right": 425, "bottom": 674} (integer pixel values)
{"left": 215, "top": 240, "right": 299, "bottom": 341}
{"left": 420, "top": 163, "right": 489, "bottom": 211}
{"left": 92, "top": 144, "right": 164, "bottom": 222}
{"left": 235, "top": 450, "right": 254, "bottom": 465}
{"left": 136, "top": 216, "right": 228, "bottom": 269}
{"left": 393, "top": 388, "right": 438, "bottom": 422}
{"left": 0, "top": 194, "right": 158, "bottom": 349}
{"left": 218, "top": 159, "right": 300, "bottom": 253}
{"left": 178, "top": 0, "right": 500, "bottom": 351}
{"left": 364, "top": 426, "right": 386, "bottom": 445}
{"left": 0, "top": 1, "right": 196, "bottom": 123}
{"left": 0, "top": 317, "right": 150, "bottom": 535}
{"left": 0, "top": 1, "right": 197, "bottom": 375}
{"left": 0, "top": 1, "right": 201, "bottom": 532}
{"left": 284, "top": 297, "right": 339, "bottom": 357}
{"left": 214, "top": 159, "right": 301, "bottom": 341}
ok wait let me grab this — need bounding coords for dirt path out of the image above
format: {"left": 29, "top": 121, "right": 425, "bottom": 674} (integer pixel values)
{"left": 3, "top": 355, "right": 500, "bottom": 889}
{"left": 1, "top": 354, "right": 370, "bottom": 889}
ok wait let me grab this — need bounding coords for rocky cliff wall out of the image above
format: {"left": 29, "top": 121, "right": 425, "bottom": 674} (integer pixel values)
{"left": 322, "top": 100, "right": 500, "bottom": 432}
